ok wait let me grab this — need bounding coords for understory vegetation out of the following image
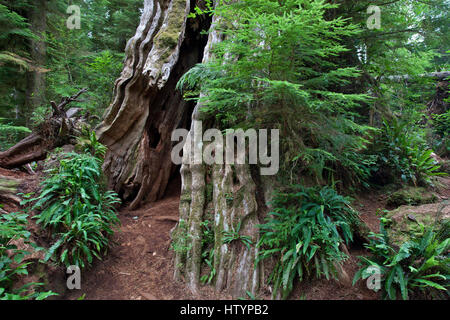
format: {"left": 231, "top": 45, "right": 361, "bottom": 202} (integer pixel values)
{"left": 0, "top": 132, "right": 120, "bottom": 299}
{"left": 176, "top": 0, "right": 449, "bottom": 299}
{"left": 257, "top": 185, "right": 360, "bottom": 299}
{"left": 24, "top": 132, "right": 121, "bottom": 269}
{"left": 0, "top": 211, "right": 57, "bottom": 300}
{"left": 354, "top": 221, "right": 449, "bottom": 300}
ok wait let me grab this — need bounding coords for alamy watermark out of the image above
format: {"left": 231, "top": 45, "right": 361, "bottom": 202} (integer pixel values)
{"left": 367, "top": 5, "right": 381, "bottom": 30}
{"left": 365, "top": 266, "right": 381, "bottom": 292}
{"left": 66, "top": 265, "right": 81, "bottom": 290}
{"left": 171, "top": 121, "right": 279, "bottom": 175}
{"left": 67, "top": 5, "right": 81, "bottom": 30}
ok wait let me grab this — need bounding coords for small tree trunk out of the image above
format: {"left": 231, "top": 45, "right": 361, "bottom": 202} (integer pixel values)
{"left": 25, "top": 0, "right": 47, "bottom": 127}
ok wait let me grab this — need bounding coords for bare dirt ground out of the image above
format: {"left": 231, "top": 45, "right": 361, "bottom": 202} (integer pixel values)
{"left": 63, "top": 179, "right": 231, "bottom": 300}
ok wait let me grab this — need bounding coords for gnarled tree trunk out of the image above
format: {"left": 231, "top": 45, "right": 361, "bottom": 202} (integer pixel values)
{"left": 96, "top": 0, "right": 211, "bottom": 209}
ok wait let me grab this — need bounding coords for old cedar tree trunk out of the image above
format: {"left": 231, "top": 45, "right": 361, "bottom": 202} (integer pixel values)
{"left": 97, "top": 0, "right": 265, "bottom": 298}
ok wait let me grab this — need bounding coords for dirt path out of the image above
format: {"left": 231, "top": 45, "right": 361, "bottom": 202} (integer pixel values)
{"left": 64, "top": 190, "right": 230, "bottom": 300}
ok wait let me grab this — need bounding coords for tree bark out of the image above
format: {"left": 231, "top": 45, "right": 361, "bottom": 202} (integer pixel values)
{"left": 25, "top": 0, "right": 47, "bottom": 127}
{"left": 171, "top": 8, "right": 264, "bottom": 299}
{"left": 96, "top": 0, "right": 211, "bottom": 209}
{"left": 96, "top": 0, "right": 265, "bottom": 298}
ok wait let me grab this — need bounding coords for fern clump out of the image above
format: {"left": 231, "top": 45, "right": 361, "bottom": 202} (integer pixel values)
{"left": 354, "top": 222, "right": 449, "bottom": 300}
{"left": 0, "top": 211, "right": 57, "bottom": 300}
{"left": 257, "top": 185, "right": 360, "bottom": 299}
{"left": 26, "top": 132, "right": 121, "bottom": 268}
{"left": 371, "top": 118, "right": 445, "bottom": 186}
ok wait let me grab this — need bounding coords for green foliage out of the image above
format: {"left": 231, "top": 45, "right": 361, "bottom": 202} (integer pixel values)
{"left": 257, "top": 185, "right": 359, "bottom": 299}
{"left": 0, "top": 117, "right": 31, "bottom": 150}
{"left": 433, "top": 110, "right": 450, "bottom": 137}
{"left": 178, "top": 0, "right": 374, "bottom": 189}
{"left": 200, "top": 248, "right": 215, "bottom": 285}
{"left": 171, "top": 219, "right": 192, "bottom": 256}
{"left": 222, "top": 220, "right": 253, "bottom": 250}
{"left": 75, "top": 127, "right": 107, "bottom": 159}
{"left": 354, "top": 224, "right": 450, "bottom": 300}
{"left": 432, "top": 110, "right": 450, "bottom": 157}
{"left": 187, "top": 0, "right": 213, "bottom": 19}
{"left": 24, "top": 136, "right": 121, "bottom": 268}
{"left": 371, "top": 118, "right": 445, "bottom": 186}
{"left": 0, "top": 211, "right": 57, "bottom": 300}
{"left": 200, "top": 220, "right": 216, "bottom": 285}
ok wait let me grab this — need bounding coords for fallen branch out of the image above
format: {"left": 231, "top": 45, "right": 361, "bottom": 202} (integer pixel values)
{"left": 381, "top": 71, "right": 450, "bottom": 83}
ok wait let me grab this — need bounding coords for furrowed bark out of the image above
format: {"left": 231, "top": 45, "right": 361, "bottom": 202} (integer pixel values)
{"left": 96, "top": 0, "right": 211, "bottom": 209}
{"left": 172, "top": 7, "right": 263, "bottom": 298}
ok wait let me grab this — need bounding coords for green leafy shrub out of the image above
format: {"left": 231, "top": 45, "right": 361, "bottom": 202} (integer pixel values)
{"left": 354, "top": 223, "right": 449, "bottom": 300}
{"left": 0, "top": 211, "right": 57, "bottom": 300}
{"left": 26, "top": 135, "right": 121, "bottom": 268}
{"left": 372, "top": 118, "right": 444, "bottom": 186}
{"left": 257, "top": 185, "right": 360, "bottom": 299}
{"left": 177, "top": 0, "right": 374, "bottom": 190}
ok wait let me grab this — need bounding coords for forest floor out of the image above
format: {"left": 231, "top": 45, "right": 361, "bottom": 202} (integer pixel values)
{"left": 2, "top": 167, "right": 449, "bottom": 300}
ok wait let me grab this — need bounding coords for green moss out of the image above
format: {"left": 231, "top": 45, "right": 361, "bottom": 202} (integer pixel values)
{"left": 387, "top": 186, "right": 438, "bottom": 207}
{"left": 180, "top": 193, "right": 192, "bottom": 203}
{"left": 153, "top": 0, "right": 187, "bottom": 63}
{"left": 0, "top": 178, "right": 20, "bottom": 194}
{"left": 385, "top": 202, "right": 448, "bottom": 246}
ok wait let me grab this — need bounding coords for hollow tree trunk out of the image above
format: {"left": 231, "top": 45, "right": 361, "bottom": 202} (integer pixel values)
{"left": 96, "top": 0, "right": 211, "bottom": 209}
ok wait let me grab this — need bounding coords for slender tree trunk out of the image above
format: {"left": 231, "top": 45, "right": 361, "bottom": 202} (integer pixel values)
{"left": 25, "top": 0, "right": 47, "bottom": 127}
